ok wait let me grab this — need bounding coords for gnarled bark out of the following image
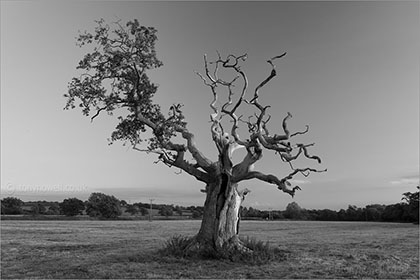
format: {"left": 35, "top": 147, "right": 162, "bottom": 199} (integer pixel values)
{"left": 190, "top": 169, "right": 250, "bottom": 253}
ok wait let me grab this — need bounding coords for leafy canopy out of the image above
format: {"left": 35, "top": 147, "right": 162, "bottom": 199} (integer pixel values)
{"left": 60, "top": 198, "right": 85, "bottom": 216}
{"left": 65, "top": 19, "right": 186, "bottom": 149}
{"left": 86, "top": 192, "right": 122, "bottom": 219}
{"left": 1, "top": 197, "right": 24, "bottom": 215}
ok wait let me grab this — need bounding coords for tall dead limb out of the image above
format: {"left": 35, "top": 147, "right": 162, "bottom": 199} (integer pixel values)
{"left": 197, "top": 52, "right": 326, "bottom": 196}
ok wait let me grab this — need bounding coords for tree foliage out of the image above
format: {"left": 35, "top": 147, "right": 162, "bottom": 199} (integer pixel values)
{"left": 60, "top": 198, "right": 85, "bottom": 216}
{"left": 139, "top": 207, "right": 149, "bottom": 216}
{"left": 284, "top": 202, "right": 303, "bottom": 219}
{"left": 401, "top": 186, "right": 419, "bottom": 224}
{"left": 65, "top": 19, "right": 185, "bottom": 151}
{"left": 125, "top": 204, "right": 140, "bottom": 215}
{"left": 159, "top": 205, "right": 174, "bottom": 217}
{"left": 1, "top": 197, "right": 24, "bottom": 215}
{"left": 239, "top": 197, "right": 418, "bottom": 223}
{"left": 86, "top": 192, "right": 122, "bottom": 219}
{"left": 46, "top": 203, "right": 60, "bottom": 215}
{"left": 30, "top": 203, "right": 46, "bottom": 215}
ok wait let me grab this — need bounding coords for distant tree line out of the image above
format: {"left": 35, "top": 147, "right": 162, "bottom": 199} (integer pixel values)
{"left": 241, "top": 187, "right": 419, "bottom": 224}
{"left": 0, "top": 192, "right": 205, "bottom": 220}
{"left": 241, "top": 202, "right": 418, "bottom": 224}
{"left": 1, "top": 187, "right": 418, "bottom": 223}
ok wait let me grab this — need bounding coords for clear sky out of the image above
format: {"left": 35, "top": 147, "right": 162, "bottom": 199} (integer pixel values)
{"left": 1, "top": 1, "right": 419, "bottom": 210}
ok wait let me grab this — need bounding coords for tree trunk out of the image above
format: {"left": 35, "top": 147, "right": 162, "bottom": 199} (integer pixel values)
{"left": 191, "top": 172, "right": 246, "bottom": 252}
{"left": 182, "top": 135, "right": 253, "bottom": 255}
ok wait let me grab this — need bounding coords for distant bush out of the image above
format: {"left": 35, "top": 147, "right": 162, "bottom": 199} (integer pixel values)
{"left": 30, "top": 203, "right": 46, "bottom": 215}
{"left": 159, "top": 205, "right": 173, "bottom": 217}
{"left": 139, "top": 207, "right": 148, "bottom": 216}
{"left": 86, "top": 192, "right": 122, "bottom": 219}
{"left": 191, "top": 209, "right": 203, "bottom": 219}
{"left": 60, "top": 198, "right": 85, "bottom": 216}
{"left": 45, "top": 203, "right": 60, "bottom": 215}
{"left": 284, "top": 202, "right": 305, "bottom": 220}
{"left": 125, "top": 204, "right": 140, "bottom": 215}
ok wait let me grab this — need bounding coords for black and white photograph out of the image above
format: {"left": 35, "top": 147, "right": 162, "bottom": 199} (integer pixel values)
{"left": 1, "top": 1, "right": 419, "bottom": 279}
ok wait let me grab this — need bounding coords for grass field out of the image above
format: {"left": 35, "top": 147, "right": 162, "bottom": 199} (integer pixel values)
{"left": 1, "top": 220, "right": 418, "bottom": 279}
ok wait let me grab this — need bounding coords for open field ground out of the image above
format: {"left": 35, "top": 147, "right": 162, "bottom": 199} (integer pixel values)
{"left": 1, "top": 220, "right": 418, "bottom": 279}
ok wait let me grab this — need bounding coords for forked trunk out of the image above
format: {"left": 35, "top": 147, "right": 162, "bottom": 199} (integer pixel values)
{"left": 194, "top": 174, "right": 245, "bottom": 251}
{"left": 183, "top": 136, "right": 252, "bottom": 254}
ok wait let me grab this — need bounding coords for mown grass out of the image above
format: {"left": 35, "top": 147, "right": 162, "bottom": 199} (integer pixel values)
{"left": 1, "top": 220, "right": 418, "bottom": 279}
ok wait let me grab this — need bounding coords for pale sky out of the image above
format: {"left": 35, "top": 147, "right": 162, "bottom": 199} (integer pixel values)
{"left": 1, "top": 1, "right": 419, "bottom": 210}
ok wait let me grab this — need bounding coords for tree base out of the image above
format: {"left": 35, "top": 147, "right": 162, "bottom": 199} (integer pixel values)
{"left": 160, "top": 235, "right": 288, "bottom": 264}
{"left": 182, "top": 235, "right": 251, "bottom": 259}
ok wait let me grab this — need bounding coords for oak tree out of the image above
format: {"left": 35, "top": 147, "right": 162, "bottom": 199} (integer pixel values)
{"left": 65, "top": 19, "right": 326, "bottom": 253}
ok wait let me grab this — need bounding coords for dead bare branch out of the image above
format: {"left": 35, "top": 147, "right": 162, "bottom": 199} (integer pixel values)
{"left": 233, "top": 167, "right": 326, "bottom": 197}
{"left": 291, "top": 125, "right": 310, "bottom": 137}
{"left": 198, "top": 53, "right": 251, "bottom": 147}
{"left": 281, "top": 143, "right": 321, "bottom": 164}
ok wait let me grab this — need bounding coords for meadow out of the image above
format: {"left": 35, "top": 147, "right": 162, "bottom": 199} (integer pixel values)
{"left": 1, "top": 220, "right": 418, "bottom": 279}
